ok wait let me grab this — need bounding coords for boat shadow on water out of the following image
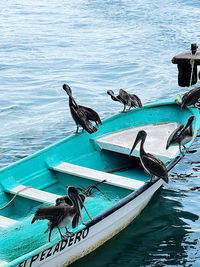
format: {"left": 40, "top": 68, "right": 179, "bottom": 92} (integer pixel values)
{"left": 72, "top": 188, "right": 199, "bottom": 267}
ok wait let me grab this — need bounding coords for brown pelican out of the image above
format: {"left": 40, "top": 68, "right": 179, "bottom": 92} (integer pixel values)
{"left": 107, "top": 89, "right": 142, "bottom": 112}
{"left": 31, "top": 187, "right": 85, "bottom": 242}
{"left": 44, "top": 181, "right": 107, "bottom": 239}
{"left": 166, "top": 115, "right": 195, "bottom": 155}
{"left": 129, "top": 130, "right": 168, "bottom": 183}
{"left": 181, "top": 86, "right": 200, "bottom": 109}
{"left": 63, "top": 84, "right": 102, "bottom": 132}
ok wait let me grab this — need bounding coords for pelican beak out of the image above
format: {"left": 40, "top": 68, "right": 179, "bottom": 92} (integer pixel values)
{"left": 77, "top": 195, "right": 92, "bottom": 221}
{"left": 129, "top": 132, "right": 142, "bottom": 157}
{"left": 77, "top": 197, "right": 85, "bottom": 224}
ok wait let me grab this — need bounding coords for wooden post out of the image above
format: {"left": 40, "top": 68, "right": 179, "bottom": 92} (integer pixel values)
{"left": 172, "top": 43, "right": 199, "bottom": 87}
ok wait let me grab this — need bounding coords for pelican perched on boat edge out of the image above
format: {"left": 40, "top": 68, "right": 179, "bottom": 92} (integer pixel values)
{"left": 129, "top": 130, "right": 168, "bottom": 183}
{"left": 31, "top": 186, "right": 85, "bottom": 242}
{"left": 181, "top": 86, "right": 200, "bottom": 109}
{"left": 63, "top": 84, "right": 101, "bottom": 133}
{"left": 166, "top": 115, "right": 195, "bottom": 155}
{"left": 107, "top": 89, "right": 142, "bottom": 112}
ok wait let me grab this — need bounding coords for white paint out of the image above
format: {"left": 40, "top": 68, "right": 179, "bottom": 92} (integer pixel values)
{"left": 0, "top": 260, "right": 8, "bottom": 266}
{"left": 52, "top": 162, "right": 145, "bottom": 190}
{"left": 8, "top": 185, "right": 61, "bottom": 204}
{"left": 0, "top": 215, "right": 18, "bottom": 228}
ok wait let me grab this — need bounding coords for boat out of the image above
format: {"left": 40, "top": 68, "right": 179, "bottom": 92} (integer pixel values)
{"left": 0, "top": 98, "right": 199, "bottom": 267}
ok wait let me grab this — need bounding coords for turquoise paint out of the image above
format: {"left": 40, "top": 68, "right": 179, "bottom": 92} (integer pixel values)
{"left": 0, "top": 99, "right": 199, "bottom": 266}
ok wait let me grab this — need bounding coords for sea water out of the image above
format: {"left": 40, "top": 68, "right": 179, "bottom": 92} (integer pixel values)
{"left": 0, "top": 0, "right": 200, "bottom": 266}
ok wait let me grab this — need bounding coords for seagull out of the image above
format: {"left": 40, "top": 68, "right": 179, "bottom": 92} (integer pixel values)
{"left": 31, "top": 187, "right": 85, "bottom": 242}
{"left": 166, "top": 115, "right": 195, "bottom": 155}
{"left": 129, "top": 130, "right": 168, "bottom": 183}
{"left": 63, "top": 84, "right": 102, "bottom": 133}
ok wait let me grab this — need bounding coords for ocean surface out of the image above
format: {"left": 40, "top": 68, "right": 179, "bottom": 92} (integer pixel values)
{"left": 0, "top": 0, "right": 200, "bottom": 266}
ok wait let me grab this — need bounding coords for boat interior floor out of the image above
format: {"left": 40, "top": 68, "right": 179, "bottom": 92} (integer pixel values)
{"left": 95, "top": 122, "right": 180, "bottom": 162}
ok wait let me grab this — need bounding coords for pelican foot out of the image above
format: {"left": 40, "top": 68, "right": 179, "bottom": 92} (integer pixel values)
{"left": 62, "top": 232, "right": 74, "bottom": 240}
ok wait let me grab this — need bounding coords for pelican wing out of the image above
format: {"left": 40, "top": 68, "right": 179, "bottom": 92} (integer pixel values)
{"left": 72, "top": 213, "right": 80, "bottom": 228}
{"left": 32, "top": 206, "right": 67, "bottom": 223}
{"left": 79, "top": 105, "right": 102, "bottom": 125}
{"left": 119, "top": 89, "right": 131, "bottom": 105}
{"left": 71, "top": 105, "right": 97, "bottom": 133}
{"left": 130, "top": 94, "right": 143, "bottom": 108}
{"left": 142, "top": 153, "right": 168, "bottom": 183}
{"left": 182, "top": 87, "right": 200, "bottom": 107}
{"left": 166, "top": 124, "right": 184, "bottom": 149}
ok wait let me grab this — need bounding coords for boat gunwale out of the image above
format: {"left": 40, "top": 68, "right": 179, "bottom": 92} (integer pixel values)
{"left": 0, "top": 98, "right": 190, "bottom": 174}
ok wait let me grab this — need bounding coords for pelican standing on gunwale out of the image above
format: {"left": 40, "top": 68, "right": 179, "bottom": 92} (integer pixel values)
{"left": 166, "top": 115, "right": 195, "bottom": 155}
{"left": 181, "top": 86, "right": 200, "bottom": 109}
{"left": 31, "top": 186, "right": 84, "bottom": 242}
{"left": 63, "top": 84, "right": 102, "bottom": 133}
{"left": 107, "top": 89, "right": 142, "bottom": 112}
{"left": 129, "top": 130, "right": 168, "bottom": 183}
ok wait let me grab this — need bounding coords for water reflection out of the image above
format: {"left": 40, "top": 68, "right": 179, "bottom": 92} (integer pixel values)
{"left": 72, "top": 188, "right": 199, "bottom": 266}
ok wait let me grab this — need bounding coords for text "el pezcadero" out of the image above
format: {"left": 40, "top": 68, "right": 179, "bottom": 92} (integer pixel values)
{"left": 18, "top": 227, "right": 89, "bottom": 267}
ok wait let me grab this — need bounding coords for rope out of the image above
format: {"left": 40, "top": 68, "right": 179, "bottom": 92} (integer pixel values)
{"left": 0, "top": 186, "right": 32, "bottom": 210}
{"left": 189, "top": 50, "right": 197, "bottom": 87}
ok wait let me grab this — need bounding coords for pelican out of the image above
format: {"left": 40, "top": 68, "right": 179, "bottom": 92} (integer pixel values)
{"left": 129, "top": 130, "right": 168, "bottom": 183}
{"left": 166, "top": 115, "right": 195, "bottom": 155}
{"left": 31, "top": 187, "right": 85, "bottom": 242}
{"left": 46, "top": 181, "right": 107, "bottom": 235}
{"left": 63, "top": 84, "right": 102, "bottom": 132}
{"left": 181, "top": 86, "right": 200, "bottom": 109}
{"left": 107, "top": 89, "right": 142, "bottom": 112}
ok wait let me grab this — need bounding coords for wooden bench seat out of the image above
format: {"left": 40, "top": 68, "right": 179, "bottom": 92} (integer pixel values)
{"left": 0, "top": 186, "right": 62, "bottom": 228}
{"left": 50, "top": 162, "right": 145, "bottom": 190}
{"left": 95, "top": 122, "right": 180, "bottom": 162}
{"left": 0, "top": 215, "right": 18, "bottom": 228}
{"left": 0, "top": 260, "right": 8, "bottom": 266}
{"left": 7, "top": 185, "right": 61, "bottom": 205}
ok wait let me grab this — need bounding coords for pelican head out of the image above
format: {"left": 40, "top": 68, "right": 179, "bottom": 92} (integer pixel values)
{"left": 129, "top": 130, "right": 147, "bottom": 156}
{"left": 187, "top": 115, "right": 195, "bottom": 124}
{"left": 67, "top": 186, "right": 79, "bottom": 201}
{"left": 67, "top": 186, "right": 84, "bottom": 222}
{"left": 107, "top": 90, "right": 115, "bottom": 97}
{"left": 180, "top": 94, "right": 188, "bottom": 109}
{"left": 63, "top": 84, "right": 72, "bottom": 96}
{"left": 62, "top": 84, "right": 78, "bottom": 108}
{"left": 185, "top": 115, "right": 195, "bottom": 128}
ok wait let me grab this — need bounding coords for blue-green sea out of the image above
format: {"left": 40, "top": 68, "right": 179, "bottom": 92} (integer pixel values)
{"left": 0, "top": 0, "right": 200, "bottom": 266}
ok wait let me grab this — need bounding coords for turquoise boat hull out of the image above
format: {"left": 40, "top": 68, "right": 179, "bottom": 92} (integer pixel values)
{"left": 0, "top": 98, "right": 199, "bottom": 266}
